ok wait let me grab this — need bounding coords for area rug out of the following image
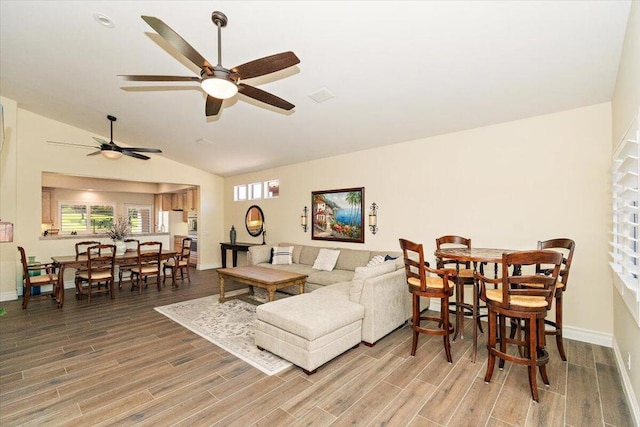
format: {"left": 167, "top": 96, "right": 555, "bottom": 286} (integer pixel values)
{"left": 154, "top": 290, "right": 292, "bottom": 376}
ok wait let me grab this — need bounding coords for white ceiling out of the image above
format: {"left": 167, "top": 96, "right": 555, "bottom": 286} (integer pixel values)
{"left": 0, "top": 1, "right": 631, "bottom": 176}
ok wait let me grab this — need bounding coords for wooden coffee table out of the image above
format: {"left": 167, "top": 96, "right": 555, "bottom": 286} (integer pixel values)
{"left": 217, "top": 266, "right": 307, "bottom": 303}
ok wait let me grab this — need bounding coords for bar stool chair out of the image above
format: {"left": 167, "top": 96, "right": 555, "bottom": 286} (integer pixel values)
{"left": 435, "top": 235, "right": 482, "bottom": 338}
{"left": 400, "top": 238, "right": 455, "bottom": 362}
{"left": 476, "top": 250, "right": 562, "bottom": 401}
{"left": 537, "top": 238, "right": 575, "bottom": 361}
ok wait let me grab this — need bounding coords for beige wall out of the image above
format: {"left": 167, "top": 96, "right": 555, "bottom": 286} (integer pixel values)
{"left": 611, "top": 0, "right": 640, "bottom": 419}
{"left": 226, "top": 102, "right": 612, "bottom": 340}
{"left": 0, "top": 103, "right": 225, "bottom": 300}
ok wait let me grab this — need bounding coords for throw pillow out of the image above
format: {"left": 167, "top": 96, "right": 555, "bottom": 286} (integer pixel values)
{"left": 312, "top": 248, "right": 341, "bottom": 271}
{"left": 366, "top": 254, "right": 385, "bottom": 267}
{"left": 384, "top": 254, "right": 398, "bottom": 261}
{"left": 271, "top": 246, "right": 293, "bottom": 265}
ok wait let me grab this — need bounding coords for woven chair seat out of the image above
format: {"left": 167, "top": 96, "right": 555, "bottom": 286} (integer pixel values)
{"left": 408, "top": 276, "right": 455, "bottom": 289}
{"left": 78, "top": 271, "right": 112, "bottom": 281}
{"left": 485, "top": 288, "right": 548, "bottom": 308}
{"left": 28, "top": 273, "right": 59, "bottom": 284}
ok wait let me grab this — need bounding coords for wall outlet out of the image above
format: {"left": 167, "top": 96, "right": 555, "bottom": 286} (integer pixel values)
{"left": 627, "top": 352, "right": 632, "bottom": 371}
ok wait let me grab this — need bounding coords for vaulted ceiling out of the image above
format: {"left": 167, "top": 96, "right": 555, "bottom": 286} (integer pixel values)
{"left": 0, "top": 1, "right": 631, "bottom": 176}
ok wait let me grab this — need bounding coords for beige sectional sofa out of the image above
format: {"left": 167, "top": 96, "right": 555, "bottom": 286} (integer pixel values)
{"left": 249, "top": 242, "right": 414, "bottom": 373}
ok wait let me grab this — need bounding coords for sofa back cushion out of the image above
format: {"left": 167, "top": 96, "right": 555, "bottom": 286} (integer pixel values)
{"left": 350, "top": 261, "right": 397, "bottom": 303}
{"left": 299, "top": 246, "right": 321, "bottom": 266}
{"left": 335, "top": 249, "right": 371, "bottom": 271}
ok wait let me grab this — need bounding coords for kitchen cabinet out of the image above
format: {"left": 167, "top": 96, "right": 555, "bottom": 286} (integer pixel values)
{"left": 171, "top": 193, "right": 184, "bottom": 211}
{"left": 41, "top": 189, "right": 52, "bottom": 223}
{"left": 161, "top": 194, "right": 172, "bottom": 211}
{"left": 186, "top": 188, "right": 199, "bottom": 211}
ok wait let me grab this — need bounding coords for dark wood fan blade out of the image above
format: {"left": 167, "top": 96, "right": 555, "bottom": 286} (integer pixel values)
{"left": 232, "top": 51, "right": 300, "bottom": 80}
{"left": 87, "top": 151, "right": 102, "bottom": 156}
{"left": 123, "top": 148, "right": 163, "bottom": 153}
{"left": 119, "top": 75, "right": 201, "bottom": 82}
{"left": 47, "top": 140, "right": 94, "bottom": 149}
{"left": 238, "top": 84, "right": 294, "bottom": 110}
{"left": 92, "top": 137, "right": 108, "bottom": 146}
{"left": 123, "top": 151, "right": 150, "bottom": 160}
{"left": 141, "top": 16, "right": 212, "bottom": 70}
{"left": 205, "top": 95, "right": 223, "bottom": 116}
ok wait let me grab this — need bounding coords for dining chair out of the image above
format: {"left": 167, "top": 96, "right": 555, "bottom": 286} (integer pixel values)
{"left": 399, "top": 238, "right": 455, "bottom": 362}
{"left": 131, "top": 241, "right": 163, "bottom": 294}
{"left": 163, "top": 237, "right": 191, "bottom": 287}
{"left": 76, "top": 244, "right": 117, "bottom": 303}
{"left": 118, "top": 238, "right": 140, "bottom": 289}
{"left": 17, "top": 246, "right": 59, "bottom": 310}
{"left": 435, "top": 235, "right": 484, "bottom": 337}
{"left": 536, "top": 238, "right": 575, "bottom": 361}
{"left": 476, "top": 250, "right": 562, "bottom": 401}
{"left": 74, "top": 240, "right": 100, "bottom": 295}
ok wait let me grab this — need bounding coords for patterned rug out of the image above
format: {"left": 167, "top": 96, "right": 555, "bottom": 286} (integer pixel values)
{"left": 154, "top": 290, "right": 292, "bottom": 376}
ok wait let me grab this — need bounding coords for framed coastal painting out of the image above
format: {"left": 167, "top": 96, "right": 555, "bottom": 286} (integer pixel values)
{"left": 311, "top": 187, "right": 364, "bottom": 243}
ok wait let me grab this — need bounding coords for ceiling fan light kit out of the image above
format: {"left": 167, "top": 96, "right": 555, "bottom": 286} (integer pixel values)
{"left": 121, "top": 10, "right": 299, "bottom": 117}
{"left": 201, "top": 76, "right": 237, "bottom": 99}
{"left": 101, "top": 148, "right": 123, "bottom": 160}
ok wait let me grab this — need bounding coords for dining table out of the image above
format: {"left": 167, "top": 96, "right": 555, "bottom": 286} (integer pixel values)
{"left": 51, "top": 249, "right": 177, "bottom": 308}
{"left": 433, "top": 247, "right": 517, "bottom": 363}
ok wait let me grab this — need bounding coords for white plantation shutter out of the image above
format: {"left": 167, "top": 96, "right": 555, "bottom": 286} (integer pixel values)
{"left": 127, "top": 205, "right": 152, "bottom": 234}
{"left": 611, "top": 111, "right": 640, "bottom": 323}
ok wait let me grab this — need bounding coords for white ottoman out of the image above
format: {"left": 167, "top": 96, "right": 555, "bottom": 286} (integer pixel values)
{"left": 255, "top": 293, "right": 364, "bottom": 374}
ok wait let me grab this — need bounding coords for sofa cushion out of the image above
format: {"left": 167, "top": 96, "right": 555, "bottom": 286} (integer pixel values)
{"left": 256, "top": 293, "right": 364, "bottom": 341}
{"left": 278, "top": 242, "right": 303, "bottom": 264}
{"left": 350, "top": 261, "right": 397, "bottom": 303}
{"left": 249, "top": 245, "right": 272, "bottom": 265}
{"left": 299, "top": 246, "right": 321, "bottom": 266}
{"left": 335, "top": 249, "right": 372, "bottom": 271}
{"left": 307, "top": 269, "right": 354, "bottom": 287}
{"left": 272, "top": 246, "right": 293, "bottom": 265}
{"left": 312, "top": 249, "right": 341, "bottom": 271}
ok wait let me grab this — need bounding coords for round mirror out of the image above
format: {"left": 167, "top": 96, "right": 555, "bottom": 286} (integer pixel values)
{"left": 245, "top": 205, "right": 264, "bottom": 237}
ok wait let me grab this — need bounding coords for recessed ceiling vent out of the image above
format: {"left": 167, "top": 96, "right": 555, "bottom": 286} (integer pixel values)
{"left": 309, "top": 88, "right": 335, "bottom": 103}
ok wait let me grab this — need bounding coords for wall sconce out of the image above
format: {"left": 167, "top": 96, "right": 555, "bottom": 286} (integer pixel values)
{"left": 369, "top": 203, "right": 378, "bottom": 234}
{"left": 301, "top": 206, "right": 308, "bottom": 232}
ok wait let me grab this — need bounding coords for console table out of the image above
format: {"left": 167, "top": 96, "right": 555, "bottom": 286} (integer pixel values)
{"left": 220, "top": 242, "right": 262, "bottom": 268}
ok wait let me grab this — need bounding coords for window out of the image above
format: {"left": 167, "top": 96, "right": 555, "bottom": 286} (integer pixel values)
{"left": 264, "top": 179, "right": 280, "bottom": 198}
{"left": 126, "top": 205, "right": 152, "bottom": 234}
{"left": 234, "top": 179, "right": 280, "bottom": 201}
{"left": 234, "top": 184, "right": 247, "bottom": 201}
{"left": 611, "top": 112, "right": 640, "bottom": 324}
{"left": 60, "top": 202, "right": 115, "bottom": 234}
{"left": 248, "top": 182, "right": 262, "bottom": 200}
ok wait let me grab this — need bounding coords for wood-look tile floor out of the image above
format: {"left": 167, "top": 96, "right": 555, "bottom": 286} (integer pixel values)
{"left": 0, "top": 268, "right": 633, "bottom": 426}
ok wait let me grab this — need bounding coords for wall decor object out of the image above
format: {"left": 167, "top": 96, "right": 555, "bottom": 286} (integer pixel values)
{"left": 369, "top": 202, "right": 378, "bottom": 234}
{"left": 311, "top": 187, "right": 364, "bottom": 243}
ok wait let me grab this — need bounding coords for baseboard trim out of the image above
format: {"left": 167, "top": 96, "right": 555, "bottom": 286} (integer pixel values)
{"left": 0, "top": 291, "right": 18, "bottom": 302}
{"left": 612, "top": 337, "right": 640, "bottom": 426}
{"left": 427, "top": 300, "right": 614, "bottom": 347}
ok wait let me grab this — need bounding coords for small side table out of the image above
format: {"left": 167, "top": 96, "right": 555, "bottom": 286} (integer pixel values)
{"left": 220, "top": 242, "right": 263, "bottom": 268}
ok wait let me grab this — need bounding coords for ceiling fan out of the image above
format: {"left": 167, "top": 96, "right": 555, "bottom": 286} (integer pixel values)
{"left": 47, "top": 115, "right": 162, "bottom": 160}
{"left": 119, "top": 11, "right": 300, "bottom": 117}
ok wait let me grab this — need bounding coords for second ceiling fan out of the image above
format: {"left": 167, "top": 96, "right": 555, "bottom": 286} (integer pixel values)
{"left": 120, "top": 11, "right": 300, "bottom": 117}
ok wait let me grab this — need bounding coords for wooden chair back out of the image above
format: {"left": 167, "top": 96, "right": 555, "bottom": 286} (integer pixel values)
{"left": 436, "top": 235, "right": 472, "bottom": 270}
{"left": 85, "top": 244, "right": 116, "bottom": 281}
{"left": 487, "top": 250, "right": 563, "bottom": 311}
{"left": 537, "top": 238, "right": 575, "bottom": 290}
